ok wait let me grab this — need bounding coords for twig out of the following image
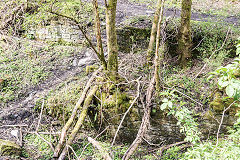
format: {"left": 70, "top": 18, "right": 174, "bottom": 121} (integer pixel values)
{"left": 0, "top": 124, "right": 28, "bottom": 127}
{"left": 24, "top": 131, "right": 61, "bottom": 135}
{"left": 19, "top": 127, "right": 23, "bottom": 147}
{"left": 88, "top": 137, "right": 112, "bottom": 160}
{"left": 191, "top": 37, "right": 205, "bottom": 51}
{"left": 35, "top": 132, "right": 55, "bottom": 152}
{"left": 174, "top": 89, "right": 203, "bottom": 107}
{"left": 157, "top": 141, "right": 187, "bottom": 158}
{"left": 66, "top": 145, "right": 80, "bottom": 160}
{"left": 216, "top": 101, "right": 236, "bottom": 146}
{"left": 36, "top": 99, "right": 44, "bottom": 132}
{"left": 79, "top": 126, "right": 109, "bottom": 159}
{"left": 111, "top": 77, "right": 141, "bottom": 146}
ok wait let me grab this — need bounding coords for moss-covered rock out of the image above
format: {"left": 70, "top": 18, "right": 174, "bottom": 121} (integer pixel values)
{"left": 0, "top": 139, "right": 21, "bottom": 156}
{"left": 210, "top": 92, "right": 225, "bottom": 113}
{"left": 210, "top": 91, "right": 239, "bottom": 115}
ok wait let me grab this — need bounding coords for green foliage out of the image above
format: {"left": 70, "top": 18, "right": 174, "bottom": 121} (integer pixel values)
{"left": 191, "top": 21, "right": 237, "bottom": 60}
{"left": 0, "top": 49, "right": 49, "bottom": 103}
{"left": 42, "top": 74, "right": 86, "bottom": 119}
{"left": 161, "top": 146, "right": 184, "bottom": 160}
{"left": 182, "top": 113, "right": 240, "bottom": 160}
{"left": 208, "top": 41, "right": 240, "bottom": 100}
{"left": 23, "top": 134, "right": 53, "bottom": 159}
{"left": 160, "top": 95, "right": 201, "bottom": 144}
{"left": 22, "top": 0, "right": 103, "bottom": 31}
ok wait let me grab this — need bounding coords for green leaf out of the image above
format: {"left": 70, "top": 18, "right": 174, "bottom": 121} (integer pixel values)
{"left": 160, "top": 103, "right": 168, "bottom": 110}
{"left": 162, "top": 98, "right": 168, "bottom": 103}
{"left": 226, "top": 85, "right": 235, "bottom": 97}
{"left": 207, "top": 75, "right": 214, "bottom": 81}
{"left": 168, "top": 101, "right": 173, "bottom": 108}
{"left": 218, "top": 78, "right": 229, "bottom": 88}
{"left": 237, "top": 47, "right": 240, "bottom": 55}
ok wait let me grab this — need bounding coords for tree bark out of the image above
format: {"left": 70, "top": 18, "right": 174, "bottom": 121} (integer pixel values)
{"left": 154, "top": 0, "right": 165, "bottom": 90}
{"left": 93, "top": 0, "right": 107, "bottom": 70}
{"left": 105, "top": 0, "right": 118, "bottom": 80}
{"left": 178, "top": 0, "right": 192, "bottom": 66}
{"left": 58, "top": 85, "right": 98, "bottom": 160}
{"left": 53, "top": 68, "right": 101, "bottom": 158}
{"left": 147, "top": 0, "right": 163, "bottom": 63}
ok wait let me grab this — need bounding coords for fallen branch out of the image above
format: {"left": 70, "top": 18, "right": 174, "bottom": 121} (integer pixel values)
{"left": 58, "top": 85, "right": 98, "bottom": 160}
{"left": 88, "top": 137, "right": 112, "bottom": 160}
{"left": 122, "top": 1, "right": 165, "bottom": 159}
{"left": 79, "top": 126, "right": 109, "bottom": 158}
{"left": 53, "top": 68, "right": 101, "bottom": 158}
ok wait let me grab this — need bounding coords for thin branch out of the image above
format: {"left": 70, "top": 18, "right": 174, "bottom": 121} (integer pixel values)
{"left": 194, "top": 27, "right": 230, "bottom": 80}
{"left": 66, "top": 145, "right": 80, "bottom": 160}
{"left": 88, "top": 137, "right": 112, "bottom": 160}
{"left": 36, "top": 99, "right": 44, "bottom": 132}
{"left": 35, "top": 132, "right": 55, "bottom": 152}
{"left": 49, "top": 11, "right": 106, "bottom": 66}
{"left": 111, "top": 77, "right": 141, "bottom": 146}
{"left": 216, "top": 101, "right": 236, "bottom": 146}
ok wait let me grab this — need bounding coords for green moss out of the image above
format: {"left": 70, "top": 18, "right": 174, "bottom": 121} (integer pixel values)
{"left": 0, "top": 139, "right": 21, "bottom": 156}
{"left": 203, "top": 110, "right": 214, "bottom": 120}
{"left": 23, "top": 134, "right": 53, "bottom": 159}
{"left": 210, "top": 92, "right": 225, "bottom": 112}
{"left": 35, "top": 74, "right": 86, "bottom": 121}
{"left": 86, "top": 65, "right": 99, "bottom": 74}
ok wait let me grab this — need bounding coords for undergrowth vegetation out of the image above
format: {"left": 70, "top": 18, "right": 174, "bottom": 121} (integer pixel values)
{"left": 0, "top": 0, "right": 239, "bottom": 159}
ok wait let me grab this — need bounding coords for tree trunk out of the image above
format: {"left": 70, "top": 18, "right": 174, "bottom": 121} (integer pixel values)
{"left": 178, "top": 0, "right": 192, "bottom": 66}
{"left": 106, "top": 0, "right": 118, "bottom": 80}
{"left": 93, "top": 0, "right": 107, "bottom": 70}
{"left": 154, "top": 0, "right": 165, "bottom": 90}
{"left": 147, "top": 0, "right": 163, "bottom": 64}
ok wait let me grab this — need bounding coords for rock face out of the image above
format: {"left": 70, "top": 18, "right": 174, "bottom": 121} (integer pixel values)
{"left": 0, "top": 139, "right": 21, "bottom": 156}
